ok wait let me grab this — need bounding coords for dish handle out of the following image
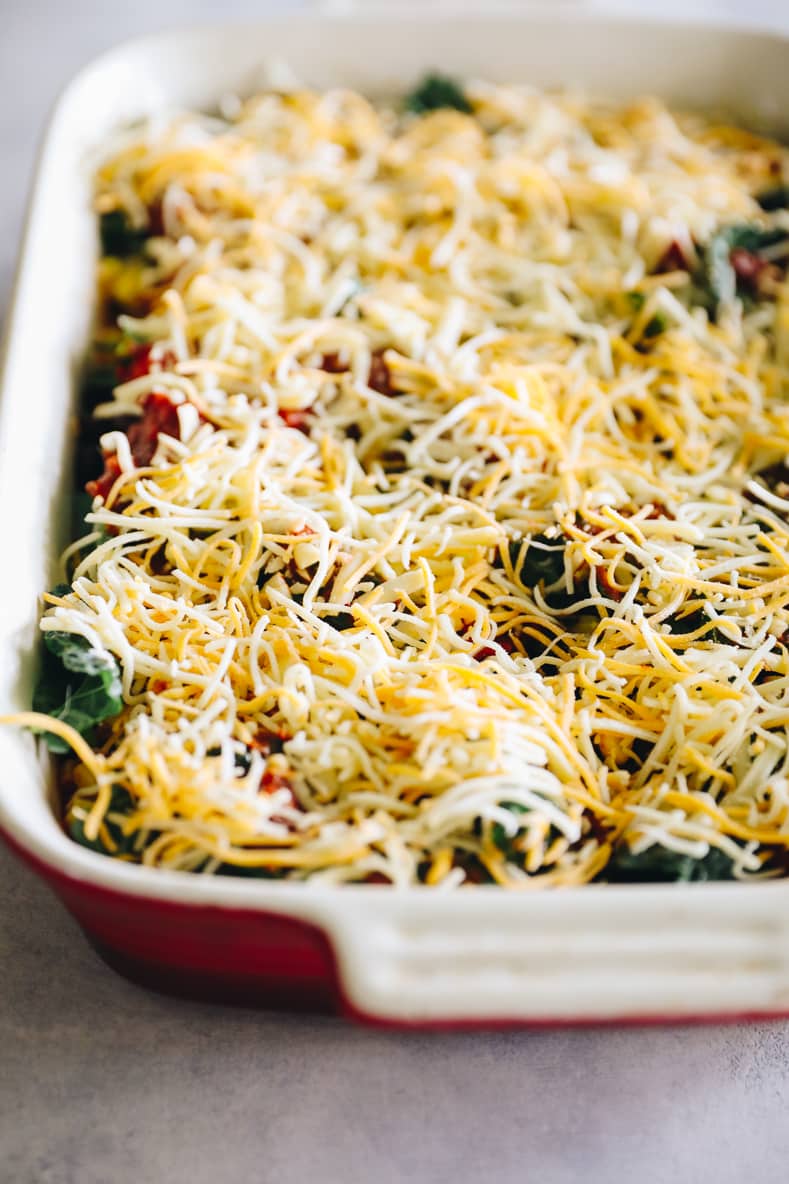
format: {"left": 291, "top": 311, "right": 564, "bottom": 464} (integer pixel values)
{"left": 322, "top": 888, "right": 789, "bottom": 1024}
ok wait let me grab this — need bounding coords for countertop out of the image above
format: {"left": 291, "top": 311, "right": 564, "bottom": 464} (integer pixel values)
{"left": 2, "top": 3, "right": 789, "bottom": 1181}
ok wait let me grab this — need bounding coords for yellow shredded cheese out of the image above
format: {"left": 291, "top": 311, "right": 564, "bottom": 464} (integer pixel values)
{"left": 17, "top": 81, "right": 789, "bottom": 885}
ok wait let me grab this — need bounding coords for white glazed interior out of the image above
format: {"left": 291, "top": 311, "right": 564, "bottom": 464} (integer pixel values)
{"left": 2, "top": 10, "right": 789, "bottom": 1022}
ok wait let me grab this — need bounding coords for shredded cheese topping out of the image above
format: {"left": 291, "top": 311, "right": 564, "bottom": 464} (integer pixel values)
{"left": 24, "top": 82, "right": 789, "bottom": 885}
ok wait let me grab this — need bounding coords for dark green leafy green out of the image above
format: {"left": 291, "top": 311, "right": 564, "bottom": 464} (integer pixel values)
{"left": 644, "top": 314, "right": 668, "bottom": 338}
{"left": 626, "top": 291, "right": 668, "bottom": 337}
{"left": 67, "top": 786, "right": 138, "bottom": 855}
{"left": 404, "top": 74, "right": 473, "bottom": 115}
{"left": 701, "top": 223, "right": 787, "bottom": 308}
{"left": 213, "top": 861, "right": 284, "bottom": 879}
{"left": 513, "top": 622, "right": 566, "bottom": 668}
{"left": 491, "top": 801, "right": 529, "bottom": 857}
{"left": 754, "top": 461, "right": 789, "bottom": 493}
{"left": 257, "top": 556, "right": 356, "bottom": 629}
{"left": 99, "top": 210, "right": 149, "bottom": 257}
{"left": 720, "top": 224, "right": 785, "bottom": 253}
{"left": 81, "top": 362, "right": 118, "bottom": 411}
{"left": 70, "top": 491, "right": 96, "bottom": 539}
{"left": 321, "top": 610, "right": 355, "bottom": 632}
{"left": 606, "top": 843, "right": 736, "bottom": 883}
{"left": 756, "top": 185, "right": 789, "bottom": 212}
{"left": 450, "top": 852, "right": 494, "bottom": 884}
{"left": 666, "top": 608, "right": 726, "bottom": 645}
{"left": 508, "top": 534, "right": 567, "bottom": 590}
{"left": 500, "top": 533, "right": 596, "bottom": 613}
{"left": 32, "top": 630, "right": 123, "bottom": 753}
{"left": 490, "top": 801, "right": 564, "bottom": 871}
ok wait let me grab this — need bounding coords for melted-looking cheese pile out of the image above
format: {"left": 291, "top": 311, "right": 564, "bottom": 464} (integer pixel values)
{"left": 34, "top": 84, "right": 789, "bottom": 884}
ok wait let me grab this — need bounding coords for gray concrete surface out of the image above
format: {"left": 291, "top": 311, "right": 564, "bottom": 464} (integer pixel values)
{"left": 2, "top": 2, "right": 789, "bottom": 1182}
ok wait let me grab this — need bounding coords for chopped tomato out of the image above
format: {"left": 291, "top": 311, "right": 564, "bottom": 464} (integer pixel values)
{"left": 86, "top": 392, "right": 185, "bottom": 501}
{"left": 730, "top": 246, "right": 771, "bottom": 291}
{"left": 278, "top": 407, "right": 312, "bottom": 433}
{"left": 250, "top": 728, "right": 291, "bottom": 756}
{"left": 147, "top": 199, "right": 165, "bottom": 238}
{"left": 473, "top": 634, "right": 516, "bottom": 661}
{"left": 594, "top": 565, "right": 624, "bottom": 602}
{"left": 655, "top": 240, "right": 689, "bottom": 274}
{"left": 319, "top": 352, "right": 349, "bottom": 374}
{"left": 260, "top": 767, "right": 300, "bottom": 819}
{"left": 127, "top": 392, "right": 182, "bottom": 468}
{"left": 368, "top": 349, "right": 401, "bottom": 396}
{"left": 86, "top": 453, "right": 123, "bottom": 501}
{"left": 319, "top": 348, "right": 401, "bottom": 396}
{"left": 118, "top": 344, "right": 155, "bottom": 382}
{"left": 362, "top": 871, "right": 392, "bottom": 885}
{"left": 260, "top": 768, "right": 293, "bottom": 795}
{"left": 453, "top": 854, "right": 490, "bottom": 884}
{"left": 117, "top": 344, "right": 176, "bottom": 383}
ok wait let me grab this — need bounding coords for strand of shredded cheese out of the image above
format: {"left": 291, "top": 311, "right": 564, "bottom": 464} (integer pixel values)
{"left": 17, "top": 81, "right": 789, "bottom": 885}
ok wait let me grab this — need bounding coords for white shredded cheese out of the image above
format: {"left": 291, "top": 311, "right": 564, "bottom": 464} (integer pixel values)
{"left": 25, "top": 81, "right": 789, "bottom": 886}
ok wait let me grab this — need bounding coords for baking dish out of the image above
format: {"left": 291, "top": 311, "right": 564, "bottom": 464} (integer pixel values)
{"left": 3, "top": 4, "right": 789, "bottom": 1026}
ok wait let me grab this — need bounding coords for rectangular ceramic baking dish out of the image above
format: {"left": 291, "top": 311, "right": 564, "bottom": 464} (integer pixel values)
{"left": 3, "top": 2, "right": 789, "bottom": 1026}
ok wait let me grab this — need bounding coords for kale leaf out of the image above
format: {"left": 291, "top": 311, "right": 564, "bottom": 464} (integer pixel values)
{"left": 666, "top": 607, "right": 726, "bottom": 645}
{"left": 643, "top": 313, "right": 668, "bottom": 338}
{"left": 405, "top": 74, "right": 473, "bottom": 115}
{"left": 701, "top": 223, "right": 787, "bottom": 308}
{"left": 756, "top": 185, "right": 789, "bottom": 212}
{"left": 99, "top": 210, "right": 149, "bottom": 257}
{"left": 32, "top": 630, "right": 123, "bottom": 753}
{"left": 71, "top": 491, "right": 95, "bottom": 538}
{"left": 508, "top": 534, "right": 567, "bottom": 590}
{"left": 213, "top": 862, "right": 285, "bottom": 879}
{"left": 321, "top": 610, "right": 355, "bottom": 632}
{"left": 490, "top": 801, "right": 564, "bottom": 870}
{"left": 606, "top": 843, "right": 736, "bottom": 883}
{"left": 67, "top": 786, "right": 138, "bottom": 856}
{"left": 626, "top": 291, "right": 669, "bottom": 338}
{"left": 491, "top": 801, "right": 530, "bottom": 858}
{"left": 81, "top": 361, "right": 118, "bottom": 411}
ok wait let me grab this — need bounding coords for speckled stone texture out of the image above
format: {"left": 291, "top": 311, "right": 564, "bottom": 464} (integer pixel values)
{"left": 2, "top": 3, "right": 789, "bottom": 1181}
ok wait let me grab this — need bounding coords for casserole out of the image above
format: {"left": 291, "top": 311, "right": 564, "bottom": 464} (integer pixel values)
{"left": 3, "top": 5, "right": 789, "bottom": 1025}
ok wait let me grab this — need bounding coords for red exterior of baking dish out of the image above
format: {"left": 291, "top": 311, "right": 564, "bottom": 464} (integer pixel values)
{"left": 2, "top": 826, "right": 342, "bottom": 1013}
{"left": 5, "top": 824, "right": 789, "bottom": 1028}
